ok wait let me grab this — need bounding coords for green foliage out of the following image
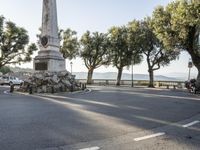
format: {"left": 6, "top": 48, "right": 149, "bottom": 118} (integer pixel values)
{"left": 108, "top": 26, "right": 130, "bottom": 69}
{"left": 80, "top": 31, "right": 109, "bottom": 70}
{"left": 0, "top": 16, "right": 37, "bottom": 68}
{"left": 139, "top": 18, "right": 179, "bottom": 70}
{"left": 0, "top": 66, "right": 11, "bottom": 74}
{"left": 127, "top": 20, "right": 144, "bottom": 65}
{"left": 108, "top": 25, "right": 143, "bottom": 69}
{"left": 152, "top": 0, "right": 200, "bottom": 85}
{"left": 153, "top": 0, "right": 200, "bottom": 50}
{"left": 134, "top": 18, "right": 179, "bottom": 87}
{"left": 80, "top": 31, "right": 110, "bottom": 84}
{"left": 108, "top": 25, "right": 143, "bottom": 85}
{"left": 60, "top": 28, "right": 80, "bottom": 60}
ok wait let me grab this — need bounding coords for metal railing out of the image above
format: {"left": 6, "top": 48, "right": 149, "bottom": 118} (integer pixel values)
{"left": 76, "top": 79, "right": 185, "bottom": 88}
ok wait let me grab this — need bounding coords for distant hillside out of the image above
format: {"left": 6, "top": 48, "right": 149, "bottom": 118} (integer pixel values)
{"left": 165, "top": 72, "right": 197, "bottom": 81}
{"left": 10, "top": 67, "right": 33, "bottom": 73}
{"left": 9, "top": 67, "right": 182, "bottom": 81}
{"left": 74, "top": 72, "right": 180, "bottom": 81}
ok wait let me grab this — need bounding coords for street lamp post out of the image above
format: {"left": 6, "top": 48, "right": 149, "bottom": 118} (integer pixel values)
{"left": 70, "top": 62, "right": 73, "bottom": 74}
{"left": 131, "top": 60, "right": 134, "bottom": 87}
{"left": 188, "top": 59, "right": 193, "bottom": 81}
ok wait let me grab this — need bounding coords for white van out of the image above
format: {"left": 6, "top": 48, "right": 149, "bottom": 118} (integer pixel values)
{"left": 0, "top": 76, "right": 23, "bottom": 85}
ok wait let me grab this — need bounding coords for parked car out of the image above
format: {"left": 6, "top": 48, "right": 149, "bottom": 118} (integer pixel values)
{"left": 0, "top": 76, "right": 23, "bottom": 85}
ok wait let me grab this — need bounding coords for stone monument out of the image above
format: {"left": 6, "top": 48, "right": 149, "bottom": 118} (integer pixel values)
{"left": 34, "top": 0, "right": 66, "bottom": 72}
{"left": 20, "top": 0, "right": 81, "bottom": 93}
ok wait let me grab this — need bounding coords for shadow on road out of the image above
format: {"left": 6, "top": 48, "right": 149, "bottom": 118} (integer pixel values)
{"left": 0, "top": 86, "right": 200, "bottom": 149}
{"left": 36, "top": 87, "right": 200, "bottom": 149}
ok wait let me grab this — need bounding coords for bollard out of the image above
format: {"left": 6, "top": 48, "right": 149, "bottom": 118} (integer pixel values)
{"left": 51, "top": 86, "right": 54, "bottom": 94}
{"left": 10, "top": 84, "right": 14, "bottom": 93}
{"left": 29, "top": 85, "right": 33, "bottom": 94}
{"left": 81, "top": 84, "right": 85, "bottom": 90}
{"left": 166, "top": 85, "right": 169, "bottom": 89}
{"left": 59, "top": 86, "right": 63, "bottom": 92}
{"left": 70, "top": 85, "right": 74, "bottom": 92}
{"left": 84, "top": 83, "right": 87, "bottom": 89}
{"left": 173, "top": 85, "right": 176, "bottom": 90}
{"left": 64, "top": 85, "right": 67, "bottom": 92}
{"left": 79, "top": 82, "right": 82, "bottom": 88}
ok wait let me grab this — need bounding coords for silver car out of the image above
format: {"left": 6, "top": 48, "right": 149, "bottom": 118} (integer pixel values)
{"left": 0, "top": 76, "right": 23, "bottom": 85}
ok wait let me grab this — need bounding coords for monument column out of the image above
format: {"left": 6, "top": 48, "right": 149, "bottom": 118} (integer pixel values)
{"left": 34, "top": 0, "right": 66, "bottom": 72}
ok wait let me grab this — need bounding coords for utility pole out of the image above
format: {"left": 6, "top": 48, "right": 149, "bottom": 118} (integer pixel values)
{"left": 70, "top": 62, "right": 73, "bottom": 74}
{"left": 131, "top": 60, "right": 134, "bottom": 87}
{"left": 188, "top": 59, "right": 193, "bottom": 81}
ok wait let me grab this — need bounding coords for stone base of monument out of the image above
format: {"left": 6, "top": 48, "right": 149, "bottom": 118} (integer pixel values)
{"left": 19, "top": 71, "right": 81, "bottom": 94}
{"left": 34, "top": 50, "right": 66, "bottom": 72}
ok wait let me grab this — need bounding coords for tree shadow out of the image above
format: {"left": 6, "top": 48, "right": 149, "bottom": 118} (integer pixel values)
{"left": 36, "top": 88, "right": 200, "bottom": 149}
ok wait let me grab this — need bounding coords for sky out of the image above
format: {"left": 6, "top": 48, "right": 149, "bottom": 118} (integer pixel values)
{"left": 0, "top": 0, "right": 198, "bottom": 77}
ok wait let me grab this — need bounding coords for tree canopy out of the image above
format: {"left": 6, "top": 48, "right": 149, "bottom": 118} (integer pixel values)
{"left": 127, "top": 20, "right": 144, "bottom": 65}
{"left": 137, "top": 18, "right": 179, "bottom": 87}
{"left": 80, "top": 31, "right": 109, "bottom": 84}
{"left": 152, "top": 0, "right": 200, "bottom": 86}
{"left": 60, "top": 28, "right": 80, "bottom": 60}
{"left": 108, "top": 25, "right": 142, "bottom": 85}
{"left": 0, "top": 16, "right": 37, "bottom": 68}
{"left": 0, "top": 66, "right": 11, "bottom": 74}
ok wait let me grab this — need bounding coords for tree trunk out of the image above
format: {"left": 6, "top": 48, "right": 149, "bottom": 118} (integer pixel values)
{"left": 187, "top": 26, "right": 200, "bottom": 90}
{"left": 116, "top": 67, "right": 123, "bottom": 86}
{"left": 87, "top": 68, "right": 94, "bottom": 84}
{"left": 196, "top": 67, "right": 200, "bottom": 89}
{"left": 148, "top": 69, "right": 154, "bottom": 88}
{"left": 188, "top": 50, "right": 200, "bottom": 89}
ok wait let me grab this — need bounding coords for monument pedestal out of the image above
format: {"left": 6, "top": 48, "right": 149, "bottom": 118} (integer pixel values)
{"left": 34, "top": 50, "right": 66, "bottom": 72}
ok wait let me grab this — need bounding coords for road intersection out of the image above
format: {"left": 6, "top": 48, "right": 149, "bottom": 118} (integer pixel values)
{"left": 0, "top": 85, "right": 200, "bottom": 150}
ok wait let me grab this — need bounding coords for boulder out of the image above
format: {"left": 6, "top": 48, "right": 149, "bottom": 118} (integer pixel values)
{"left": 19, "top": 71, "right": 80, "bottom": 93}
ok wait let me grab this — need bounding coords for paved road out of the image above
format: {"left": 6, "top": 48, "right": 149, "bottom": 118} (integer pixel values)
{"left": 0, "top": 85, "right": 200, "bottom": 150}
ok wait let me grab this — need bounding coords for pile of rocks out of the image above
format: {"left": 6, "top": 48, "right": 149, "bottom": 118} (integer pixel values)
{"left": 20, "top": 71, "right": 82, "bottom": 93}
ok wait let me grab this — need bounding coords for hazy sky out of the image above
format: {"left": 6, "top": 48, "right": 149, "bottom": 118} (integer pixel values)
{"left": 0, "top": 0, "right": 198, "bottom": 76}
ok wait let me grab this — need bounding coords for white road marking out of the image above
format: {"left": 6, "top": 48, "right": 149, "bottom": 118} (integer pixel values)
{"left": 79, "top": 146, "right": 100, "bottom": 150}
{"left": 36, "top": 94, "right": 118, "bottom": 108}
{"left": 3, "top": 90, "right": 9, "bottom": 94}
{"left": 105, "top": 91, "right": 200, "bottom": 101}
{"left": 182, "top": 120, "right": 200, "bottom": 128}
{"left": 84, "top": 89, "right": 92, "bottom": 94}
{"left": 134, "top": 132, "right": 165, "bottom": 142}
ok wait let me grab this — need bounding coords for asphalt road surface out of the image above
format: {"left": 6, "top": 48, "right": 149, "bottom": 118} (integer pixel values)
{"left": 0, "top": 85, "right": 200, "bottom": 150}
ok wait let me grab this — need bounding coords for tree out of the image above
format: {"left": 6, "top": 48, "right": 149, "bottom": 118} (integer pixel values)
{"left": 80, "top": 31, "right": 109, "bottom": 84}
{"left": 0, "top": 66, "right": 11, "bottom": 74}
{"left": 60, "top": 28, "right": 79, "bottom": 60}
{"left": 152, "top": 0, "right": 200, "bottom": 87}
{"left": 0, "top": 16, "right": 37, "bottom": 68}
{"left": 137, "top": 18, "right": 179, "bottom": 87}
{"left": 108, "top": 25, "right": 142, "bottom": 86}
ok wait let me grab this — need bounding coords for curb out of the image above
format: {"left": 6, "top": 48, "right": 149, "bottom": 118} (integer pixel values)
{"left": 14, "top": 88, "right": 92, "bottom": 96}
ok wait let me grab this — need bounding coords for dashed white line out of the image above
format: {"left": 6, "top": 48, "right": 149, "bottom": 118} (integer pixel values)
{"left": 134, "top": 132, "right": 165, "bottom": 142}
{"left": 79, "top": 146, "right": 100, "bottom": 150}
{"left": 84, "top": 89, "right": 92, "bottom": 94}
{"left": 182, "top": 120, "right": 200, "bottom": 128}
{"left": 3, "top": 90, "right": 9, "bottom": 94}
